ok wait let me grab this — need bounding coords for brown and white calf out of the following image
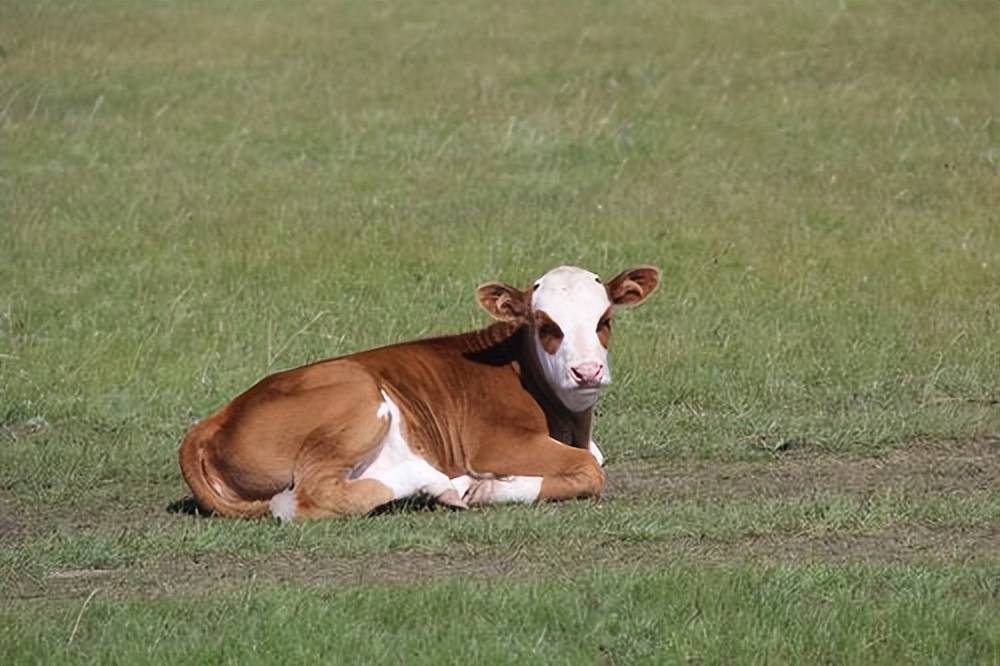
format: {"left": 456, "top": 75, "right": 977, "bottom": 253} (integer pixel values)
{"left": 179, "top": 265, "right": 660, "bottom": 521}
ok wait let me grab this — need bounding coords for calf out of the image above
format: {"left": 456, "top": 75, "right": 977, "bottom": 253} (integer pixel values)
{"left": 179, "top": 265, "right": 659, "bottom": 521}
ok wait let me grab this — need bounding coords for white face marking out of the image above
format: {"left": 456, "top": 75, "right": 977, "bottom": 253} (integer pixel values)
{"left": 353, "top": 392, "right": 460, "bottom": 501}
{"left": 530, "top": 266, "right": 613, "bottom": 412}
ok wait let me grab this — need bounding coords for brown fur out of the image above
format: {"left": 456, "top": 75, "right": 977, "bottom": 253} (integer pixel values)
{"left": 180, "top": 266, "right": 659, "bottom": 520}
{"left": 179, "top": 322, "right": 602, "bottom": 519}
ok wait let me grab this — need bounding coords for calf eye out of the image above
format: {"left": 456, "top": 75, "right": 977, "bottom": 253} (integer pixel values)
{"left": 539, "top": 322, "right": 564, "bottom": 341}
{"left": 596, "top": 314, "right": 612, "bottom": 348}
{"left": 535, "top": 312, "right": 564, "bottom": 355}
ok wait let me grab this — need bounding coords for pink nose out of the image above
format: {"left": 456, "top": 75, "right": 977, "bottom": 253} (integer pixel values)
{"left": 570, "top": 362, "right": 604, "bottom": 385}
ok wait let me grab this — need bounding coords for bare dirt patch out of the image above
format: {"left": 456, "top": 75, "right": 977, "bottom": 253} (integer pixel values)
{"left": 13, "top": 435, "right": 998, "bottom": 543}
{"left": 606, "top": 434, "right": 1000, "bottom": 502}
{"left": 12, "top": 527, "right": 999, "bottom": 603}
{"left": 0, "top": 499, "right": 23, "bottom": 543}
{"left": 6, "top": 436, "right": 999, "bottom": 604}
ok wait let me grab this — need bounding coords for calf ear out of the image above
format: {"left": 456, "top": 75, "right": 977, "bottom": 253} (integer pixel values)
{"left": 607, "top": 265, "right": 661, "bottom": 307}
{"left": 476, "top": 282, "right": 529, "bottom": 322}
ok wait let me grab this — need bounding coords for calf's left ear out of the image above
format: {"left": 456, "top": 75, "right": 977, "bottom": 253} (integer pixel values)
{"left": 606, "top": 265, "right": 661, "bottom": 307}
{"left": 476, "top": 282, "right": 530, "bottom": 322}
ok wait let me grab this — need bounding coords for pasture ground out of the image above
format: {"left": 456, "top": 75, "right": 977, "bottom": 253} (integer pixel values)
{"left": 1, "top": 0, "right": 998, "bottom": 663}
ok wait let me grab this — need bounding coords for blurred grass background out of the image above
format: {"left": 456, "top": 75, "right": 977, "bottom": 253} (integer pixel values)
{"left": 2, "top": 1, "right": 995, "bottom": 476}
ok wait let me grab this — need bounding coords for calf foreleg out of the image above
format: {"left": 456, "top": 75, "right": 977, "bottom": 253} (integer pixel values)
{"left": 457, "top": 434, "right": 604, "bottom": 505}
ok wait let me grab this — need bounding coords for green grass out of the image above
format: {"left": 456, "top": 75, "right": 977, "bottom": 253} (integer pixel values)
{"left": 4, "top": 565, "right": 999, "bottom": 665}
{"left": 1, "top": 0, "right": 998, "bottom": 663}
{"left": 3, "top": 488, "right": 1000, "bottom": 580}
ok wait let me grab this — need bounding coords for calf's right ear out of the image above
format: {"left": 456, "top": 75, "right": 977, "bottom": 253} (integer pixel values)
{"left": 476, "top": 283, "right": 529, "bottom": 322}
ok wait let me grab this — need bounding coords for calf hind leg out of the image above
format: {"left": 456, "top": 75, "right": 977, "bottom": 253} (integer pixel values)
{"left": 353, "top": 392, "right": 468, "bottom": 510}
{"left": 273, "top": 475, "right": 395, "bottom": 522}
{"left": 269, "top": 410, "right": 395, "bottom": 522}
{"left": 272, "top": 390, "right": 466, "bottom": 522}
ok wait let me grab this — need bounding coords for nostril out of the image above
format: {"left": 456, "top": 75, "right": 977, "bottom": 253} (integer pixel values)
{"left": 570, "top": 362, "right": 603, "bottom": 384}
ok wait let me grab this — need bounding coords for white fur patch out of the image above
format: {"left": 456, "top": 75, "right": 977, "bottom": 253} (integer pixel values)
{"left": 490, "top": 476, "right": 543, "bottom": 503}
{"left": 354, "top": 393, "right": 458, "bottom": 501}
{"left": 450, "top": 474, "right": 542, "bottom": 504}
{"left": 450, "top": 475, "right": 473, "bottom": 498}
{"left": 589, "top": 441, "right": 606, "bottom": 466}
{"left": 269, "top": 489, "right": 297, "bottom": 523}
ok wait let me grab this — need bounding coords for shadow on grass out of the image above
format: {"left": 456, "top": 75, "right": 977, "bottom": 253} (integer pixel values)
{"left": 165, "top": 494, "right": 460, "bottom": 519}
{"left": 166, "top": 496, "right": 204, "bottom": 517}
{"left": 370, "top": 495, "right": 445, "bottom": 516}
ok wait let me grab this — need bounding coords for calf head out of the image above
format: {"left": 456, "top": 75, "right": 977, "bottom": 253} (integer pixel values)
{"left": 477, "top": 265, "right": 660, "bottom": 412}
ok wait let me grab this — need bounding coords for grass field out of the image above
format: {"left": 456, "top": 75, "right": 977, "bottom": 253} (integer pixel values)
{"left": 1, "top": 0, "right": 998, "bottom": 663}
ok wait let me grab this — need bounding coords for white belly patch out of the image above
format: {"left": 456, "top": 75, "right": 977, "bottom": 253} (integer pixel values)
{"left": 352, "top": 391, "right": 457, "bottom": 501}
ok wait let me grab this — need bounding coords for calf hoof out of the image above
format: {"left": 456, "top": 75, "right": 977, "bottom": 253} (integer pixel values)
{"left": 435, "top": 488, "right": 469, "bottom": 510}
{"left": 463, "top": 478, "right": 497, "bottom": 506}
